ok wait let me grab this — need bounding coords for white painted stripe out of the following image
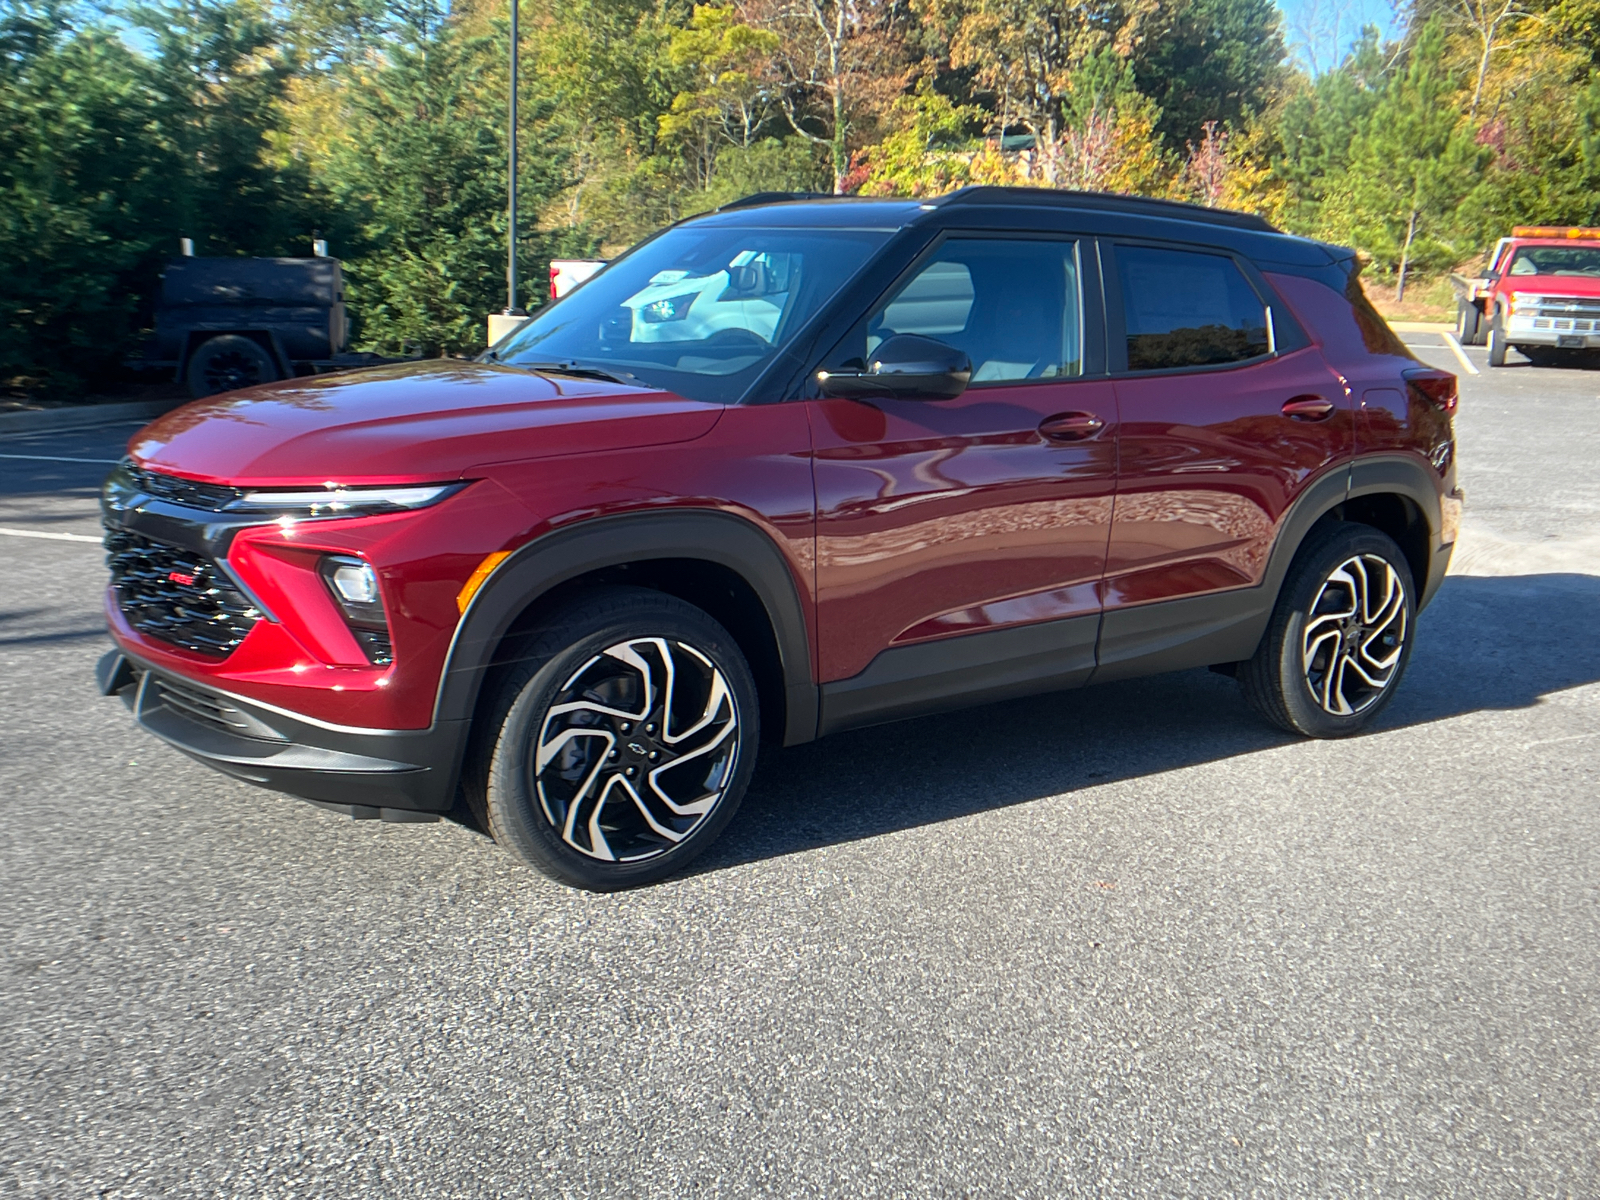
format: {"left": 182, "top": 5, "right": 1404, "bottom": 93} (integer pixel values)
{"left": 1441, "top": 330, "right": 1481, "bottom": 375}
{"left": 0, "top": 526, "right": 101, "bottom": 543}
{"left": 0, "top": 453, "right": 120, "bottom": 464}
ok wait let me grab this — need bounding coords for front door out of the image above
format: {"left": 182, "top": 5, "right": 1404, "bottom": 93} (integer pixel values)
{"left": 809, "top": 236, "right": 1117, "bottom": 725}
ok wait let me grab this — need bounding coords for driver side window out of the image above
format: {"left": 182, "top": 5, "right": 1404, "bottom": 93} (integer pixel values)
{"left": 863, "top": 239, "right": 1083, "bottom": 384}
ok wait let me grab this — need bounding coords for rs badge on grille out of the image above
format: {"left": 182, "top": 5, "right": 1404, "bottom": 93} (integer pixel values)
{"left": 167, "top": 570, "right": 197, "bottom": 585}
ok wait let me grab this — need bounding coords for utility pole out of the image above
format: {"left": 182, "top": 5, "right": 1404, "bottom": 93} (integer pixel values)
{"left": 505, "top": 0, "right": 523, "bottom": 318}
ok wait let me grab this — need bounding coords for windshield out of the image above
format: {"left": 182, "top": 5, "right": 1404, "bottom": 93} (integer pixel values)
{"left": 495, "top": 224, "right": 893, "bottom": 402}
{"left": 1507, "top": 246, "right": 1600, "bottom": 277}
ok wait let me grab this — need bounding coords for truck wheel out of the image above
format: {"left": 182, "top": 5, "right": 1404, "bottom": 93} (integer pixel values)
{"left": 186, "top": 335, "right": 278, "bottom": 398}
{"left": 476, "top": 586, "right": 760, "bottom": 890}
{"left": 1486, "top": 313, "right": 1509, "bottom": 367}
{"left": 1456, "top": 300, "right": 1484, "bottom": 345}
{"left": 1238, "top": 522, "right": 1415, "bottom": 739}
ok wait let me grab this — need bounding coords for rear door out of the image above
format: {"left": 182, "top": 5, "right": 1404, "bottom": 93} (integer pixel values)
{"left": 809, "top": 234, "right": 1117, "bottom": 703}
{"left": 1098, "top": 241, "right": 1352, "bottom": 677}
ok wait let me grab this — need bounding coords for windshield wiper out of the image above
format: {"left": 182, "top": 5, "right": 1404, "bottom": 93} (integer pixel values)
{"left": 515, "top": 360, "right": 635, "bottom": 386}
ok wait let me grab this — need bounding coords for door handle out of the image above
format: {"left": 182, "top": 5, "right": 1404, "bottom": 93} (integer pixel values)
{"left": 1040, "top": 412, "right": 1105, "bottom": 441}
{"left": 1281, "top": 395, "right": 1335, "bottom": 421}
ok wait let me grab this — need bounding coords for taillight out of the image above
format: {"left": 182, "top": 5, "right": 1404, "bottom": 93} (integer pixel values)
{"left": 550, "top": 265, "right": 559, "bottom": 300}
{"left": 1403, "top": 368, "right": 1457, "bottom": 414}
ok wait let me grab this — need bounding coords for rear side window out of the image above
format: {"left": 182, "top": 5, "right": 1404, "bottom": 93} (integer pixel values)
{"left": 1116, "top": 245, "right": 1269, "bottom": 371}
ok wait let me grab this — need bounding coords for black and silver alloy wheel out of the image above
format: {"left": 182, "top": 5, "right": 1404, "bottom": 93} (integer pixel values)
{"left": 1300, "top": 554, "right": 1408, "bottom": 716}
{"left": 1239, "top": 521, "right": 1417, "bottom": 738}
{"left": 535, "top": 636, "right": 740, "bottom": 863}
{"left": 475, "top": 587, "right": 759, "bottom": 890}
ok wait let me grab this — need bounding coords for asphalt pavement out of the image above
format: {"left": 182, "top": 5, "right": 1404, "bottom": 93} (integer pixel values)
{"left": 2, "top": 346, "right": 1597, "bottom": 1197}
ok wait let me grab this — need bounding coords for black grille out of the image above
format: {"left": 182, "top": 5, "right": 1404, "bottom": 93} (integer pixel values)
{"left": 122, "top": 459, "right": 243, "bottom": 512}
{"left": 105, "top": 527, "right": 261, "bottom": 657}
{"left": 152, "top": 675, "right": 270, "bottom": 737}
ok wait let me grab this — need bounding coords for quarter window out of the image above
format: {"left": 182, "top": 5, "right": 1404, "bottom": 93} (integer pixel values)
{"left": 1116, "top": 246, "right": 1270, "bottom": 371}
{"left": 867, "top": 239, "right": 1083, "bottom": 383}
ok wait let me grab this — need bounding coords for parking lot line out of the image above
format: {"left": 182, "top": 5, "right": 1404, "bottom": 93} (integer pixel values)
{"left": 0, "top": 526, "right": 101, "bottom": 543}
{"left": 1441, "top": 331, "right": 1480, "bottom": 375}
{"left": 0, "top": 453, "right": 120, "bottom": 464}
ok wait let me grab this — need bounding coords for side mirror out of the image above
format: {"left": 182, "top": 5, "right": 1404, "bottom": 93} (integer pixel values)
{"left": 817, "top": 334, "right": 972, "bottom": 401}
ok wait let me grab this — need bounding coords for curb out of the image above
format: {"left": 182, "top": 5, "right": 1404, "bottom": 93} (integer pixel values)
{"left": 0, "top": 398, "right": 185, "bottom": 437}
{"left": 1389, "top": 321, "right": 1454, "bottom": 333}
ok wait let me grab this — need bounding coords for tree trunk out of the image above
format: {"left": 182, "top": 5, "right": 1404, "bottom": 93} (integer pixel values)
{"left": 1396, "top": 207, "right": 1419, "bottom": 303}
{"left": 1470, "top": 36, "right": 1492, "bottom": 116}
{"left": 832, "top": 84, "right": 846, "bottom": 192}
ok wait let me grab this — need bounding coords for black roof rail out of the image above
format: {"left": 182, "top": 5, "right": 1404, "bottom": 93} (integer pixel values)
{"left": 935, "top": 186, "right": 1279, "bottom": 233}
{"left": 715, "top": 191, "right": 843, "bottom": 211}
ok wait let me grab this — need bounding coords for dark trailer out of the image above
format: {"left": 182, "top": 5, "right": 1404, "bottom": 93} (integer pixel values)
{"left": 143, "top": 256, "right": 404, "bottom": 398}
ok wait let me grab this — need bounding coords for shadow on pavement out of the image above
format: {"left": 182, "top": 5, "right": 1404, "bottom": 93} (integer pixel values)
{"left": 698, "top": 572, "right": 1600, "bottom": 872}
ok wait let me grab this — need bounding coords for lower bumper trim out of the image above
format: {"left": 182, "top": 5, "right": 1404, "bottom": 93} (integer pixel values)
{"left": 102, "top": 650, "right": 465, "bottom": 813}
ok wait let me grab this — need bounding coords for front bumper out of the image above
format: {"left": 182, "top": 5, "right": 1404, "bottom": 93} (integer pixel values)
{"left": 99, "top": 649, "right": 467, "bottom": 820}
{"left": 1505, "top": 313, "right": 1600, "bottom": 347}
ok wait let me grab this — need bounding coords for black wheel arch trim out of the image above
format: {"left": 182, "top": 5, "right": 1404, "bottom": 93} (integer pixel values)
{"left": 436, "top": 509, "right": 819, "bottom": 747}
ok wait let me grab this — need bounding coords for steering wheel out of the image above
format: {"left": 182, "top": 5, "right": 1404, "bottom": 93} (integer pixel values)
{"left": 704, "top": 327, "right": 769, "bottom": 349}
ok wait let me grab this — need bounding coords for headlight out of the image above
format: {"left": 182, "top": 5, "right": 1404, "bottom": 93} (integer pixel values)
{"left": 1509, "top": 294, "right": 1547, "bottom": 313}
{"left": 224, "top": 483, "right": 462, "bottom": 518}
{"left": 638, "top": 293, "right": 698, "bottom": 324}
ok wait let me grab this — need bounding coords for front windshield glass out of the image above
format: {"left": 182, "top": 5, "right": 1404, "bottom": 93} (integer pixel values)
{"left": 1507, "top": 246, "right": 1600, "bottom": 277}
{"left": 495, "top": 224, "right": 893, "bottom": 402}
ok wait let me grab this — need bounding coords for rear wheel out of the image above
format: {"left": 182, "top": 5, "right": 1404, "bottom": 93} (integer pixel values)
{"left": 1239, "top": 522, "right": 1416, "bottom": 738}
{"left": 476, "top": 587, "right": 759, "bottom": 890}
{"left": 1456, "top": 300, "right": 1484, "bottom": 345}
{"left": 186, "top": 335, "right": 278, "bottom": 397}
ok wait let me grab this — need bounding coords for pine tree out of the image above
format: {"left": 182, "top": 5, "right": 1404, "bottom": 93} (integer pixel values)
{"left": 1324, "top": 18, "right": 1488, "bottom": 300}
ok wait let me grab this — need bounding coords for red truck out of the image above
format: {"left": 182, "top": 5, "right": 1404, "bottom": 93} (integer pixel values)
{"left": 1452, "top": 226, "right": 1600, "bottom": 366}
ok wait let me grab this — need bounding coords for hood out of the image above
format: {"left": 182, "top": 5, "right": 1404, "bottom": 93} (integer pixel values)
{"left": 129, "top": 361, "right": 724, "bottom": 486}
{"left": 1501, "top": 275, "right": 1600, "bottom": 300}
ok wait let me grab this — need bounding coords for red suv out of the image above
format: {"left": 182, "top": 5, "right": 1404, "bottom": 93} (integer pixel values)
{"left": 99, "top": 188, "right": 1462, "bottom": 889}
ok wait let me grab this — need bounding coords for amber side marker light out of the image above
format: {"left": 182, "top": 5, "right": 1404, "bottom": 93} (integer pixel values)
{"left": 457, "top": 551, "right": 512, "bottom": 613}
{"left": 1404, "top": 369, "right": 1458, "bottom": 415}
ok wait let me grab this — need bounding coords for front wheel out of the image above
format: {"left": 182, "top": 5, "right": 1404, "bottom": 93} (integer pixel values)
{"left": 1486, "top": 313, "right": 1509, "bottom": 367}
{"left": 1239, "top": 522, "right": 1416, "bottom": 738}
{"left": 477, "top": 587, "right": 759, "bottom": 890}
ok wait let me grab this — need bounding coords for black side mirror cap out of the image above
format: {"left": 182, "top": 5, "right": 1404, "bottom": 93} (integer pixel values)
{"left": 816, "top": 334, "right": 972, "bottom": 400}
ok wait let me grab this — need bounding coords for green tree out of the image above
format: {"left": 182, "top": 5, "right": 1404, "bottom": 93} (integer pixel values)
{"left": 1130, "top": 0, "right": 1288, "bottom": 147}
{"left": 1, "top": 3, "right": 158, "bottom": 388}
{"left": 658, "top": 4, "right": 780, "bottom": 190}
{"left": 1322, "top": 18, "right": 1489, "bottom": 299}
{"left": 315, "top": 17, "right": 579, "bottom": 354}
{"left": 1267, "top": 29, "right": 1391, "bottom": 231}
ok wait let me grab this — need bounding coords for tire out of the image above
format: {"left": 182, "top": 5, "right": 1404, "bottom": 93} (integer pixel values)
{"left": 1238, "top": 522, "right": 1416, "bottom": 738}
{"left": 1486, "top": 312, "right": 1509, "bottom": 367}
{"left": 474, "top": 586, "right": 760, "bottom": 890}
{"left": 1456, "top": 300, "right": 1484, "bottom": 346}
{"left": 185, "top": 335, "right": 279, "bottom": 398}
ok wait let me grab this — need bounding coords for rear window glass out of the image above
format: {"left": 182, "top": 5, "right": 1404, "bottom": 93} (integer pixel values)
{"left": 1116, "top": 246, "right": 1269, "bottom": 371}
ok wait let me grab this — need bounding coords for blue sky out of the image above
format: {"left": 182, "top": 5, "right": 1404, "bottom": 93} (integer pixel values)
{"left": 1276, "top": 0, "right": 1406, "bottom": 75}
